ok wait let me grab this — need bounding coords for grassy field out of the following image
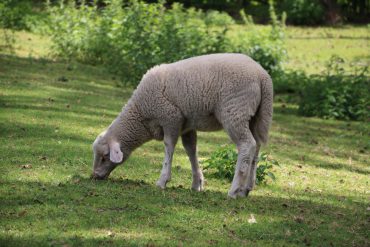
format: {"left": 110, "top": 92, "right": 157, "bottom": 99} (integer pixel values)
{"left": 284, "top": 25, "right": 370, "bottom": 73}
{"left": 0, "top": 27, "right": 369, "bottom": 246}
{"left": 229, "top": 25, "right": 370, "bottom": 74}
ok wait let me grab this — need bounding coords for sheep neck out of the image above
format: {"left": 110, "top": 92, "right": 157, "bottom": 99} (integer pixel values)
{"left": 110, "top": 101, "right": 151, "bottom": 158}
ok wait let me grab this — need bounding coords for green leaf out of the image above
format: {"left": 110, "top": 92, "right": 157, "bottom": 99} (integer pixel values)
{"left": 267, "top": 172, "right": 276, "bottom": 180}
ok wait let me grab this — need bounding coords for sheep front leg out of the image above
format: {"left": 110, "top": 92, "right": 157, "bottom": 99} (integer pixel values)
{"left": 156, "top": 131, "right": 179, "bottom": 189}
{"left": 181, "top": 130, "right": 204, "bottom": 191}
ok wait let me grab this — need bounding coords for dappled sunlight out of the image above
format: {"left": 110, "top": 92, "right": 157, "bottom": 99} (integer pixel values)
{"left": 1, "top": 23, "right": 369, "bottom": 246}
{"left": 1, "top": 177, "right": 367, "bottom": 245}
{"left": 0, "top": 228, "right": 167, "bottom": 246}
{"left": 86, "top": 228, "right": 166, "bottom": 242}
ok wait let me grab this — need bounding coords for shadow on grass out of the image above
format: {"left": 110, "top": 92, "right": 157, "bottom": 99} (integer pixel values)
{"left": 2, "top": 53, "right": 368, "bottom": 175}
{"left": 271, "top": 106, "right": 369, "bottom": 175}
{"left": 0, "top": 177, "right": 368, "bottom": 246}
{"left": 1, "top": 43, "right": 369, "bottom": 246}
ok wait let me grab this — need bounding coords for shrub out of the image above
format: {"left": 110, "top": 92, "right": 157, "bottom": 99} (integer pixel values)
{"left": 0, "top": 29, "right": 15, "bottom": 54}
{"left": 0, "top": 0, "right": 32, "bottom": 30}
{"left": 272, "top": 69, "right": 309, "bottom": 94}
{"left": 298, "top": 56, "right": 370, "bottom": 121}
{"left": 47, "top": 0, "right": 228, "bottom": 86}
{"left": 204, "top": 10, "right": 235, "bottom": 26}
{"left": 231, "top": 3, "right": 287, "bottom": 75}
{"left": 257, "top": 152, "right": 280, "bottom": 184}
{"left": 279, "top": 0, "right": 324, "bottom": 25}
{"left": 47, "top": 0, "right": 286, "bottom": 86}
{"left": 203, "top": 146, "right": 237, "bottom": 181}
{"left": 0, "top": 0, "right": 49, "bottom": 33}
{"left": 203, "top": 146, "right": 280, "bottom": 185}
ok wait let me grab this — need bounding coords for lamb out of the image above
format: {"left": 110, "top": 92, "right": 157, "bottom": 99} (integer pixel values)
{"left": 92, "top": 53, "right": 273, "bottom": 198}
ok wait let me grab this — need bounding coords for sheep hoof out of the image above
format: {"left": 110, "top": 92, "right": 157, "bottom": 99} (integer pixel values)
{"left": 227, "top": 191, "right": 237, "bottom": 199}
{"left": 191, "top": 178, "right": 204, "bottom": 192}
{"left": 191, "top": 184, "right": 203, "bottom": 192}
{"left": 156, "top": 179, "right": 168, "bottom": 189}
{"left": 191, "top": 175, "right": 204, "bottom": 191}
{"left": 239, "top": 189, "right": 250, "bottom": 197}
{"left": 228, "top": 188, "right": 250, "bottom": 199}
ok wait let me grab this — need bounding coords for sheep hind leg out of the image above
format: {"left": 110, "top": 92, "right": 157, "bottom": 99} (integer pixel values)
{"left": 181, "top": 130, "right": 204, "bottom": 191}
{"left": 228, "top": 129, "right": 257, "bottom": 199}
{"left": 246, "top": 144, "right": 260, "bottom": 192}
{"left": 156, "top": 129, "right": 179, "bottom": 189}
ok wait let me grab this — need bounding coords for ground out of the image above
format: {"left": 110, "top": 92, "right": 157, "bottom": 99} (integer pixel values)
{"left": 229, "top": 25, "right": 369, "bottom": 74}
{"left": 0, "top": 26, "right": 369, "bottom": 246}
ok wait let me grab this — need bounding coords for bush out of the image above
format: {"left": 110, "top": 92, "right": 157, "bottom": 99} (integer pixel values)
{"left": 48, "top": 0, "right": 229, "bottom": 86}
{"left": 204, "top": 10, "right": 235, "bottom": 26}
{"left": 0, "top": 0, "right": 49, "bottom": 32}
{"left": 279, "top": 0, "right": 324, "bottom": 25}
{"left": 272, "top": 69, "right": 309, "bottom": 94}
{"left": 0, "top": 0, "right": 32, "bottom": 30}
{"left": 298, "top": 56, "right": 369, "bottom": 121}
{"left": 231, "top": 4, "right": 287, "bottom": 75}
{"left": 0, "top": 29, "right": 15, "bottom": 54}
{"left": 47, "top": 0, "right": 286, "bottom": 86}
{"left": 203, "top": 146, "right": 280, "bottom": 185}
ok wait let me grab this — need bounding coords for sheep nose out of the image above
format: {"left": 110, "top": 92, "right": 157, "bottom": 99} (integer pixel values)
{"left": 91, "top": 173, "right": 107, "bottom": 180}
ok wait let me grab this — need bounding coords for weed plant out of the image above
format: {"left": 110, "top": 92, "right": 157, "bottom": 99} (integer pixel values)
{"left": 203, "top": 146, "right": 280, "bottom": 185}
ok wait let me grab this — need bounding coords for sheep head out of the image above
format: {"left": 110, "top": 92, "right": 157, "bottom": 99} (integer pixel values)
{"left": 91, "top": 131, "right": 123, "bottom": 180}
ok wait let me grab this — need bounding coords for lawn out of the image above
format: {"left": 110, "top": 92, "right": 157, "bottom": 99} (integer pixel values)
{"left": 0, "top": 27, "right": 369, "bottom": 246}
{"left": 229, "top": 24, "right": 370, "bottom": 74}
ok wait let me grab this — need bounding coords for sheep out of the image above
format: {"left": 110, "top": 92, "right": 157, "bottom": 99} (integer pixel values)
{"left": 92, "top": 53, "right": 273, "bottom": 198}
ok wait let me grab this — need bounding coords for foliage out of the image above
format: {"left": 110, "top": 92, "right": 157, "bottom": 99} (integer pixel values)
{"left": 203, "top": 146, "right": 280, "bottom": 185}
{"left": 164, "top": 0, "right": 369, "bottom": 24}
{"left": 0, "top": 0, "right": 49, "bottom": 32}
{"left": 230, "top": 2, "right": 286, "bottom": 75}
{"left": 204, "top": 10, "right": 235, "bottom": 26}
{"left": 1, "top": 29, "right": 369, "bottom": 246}
{"left": 0, "top": 0, "right": 32, "bottom": 30}
{"left": 47, "top": 0, "right": 228, "bottom": 86}
{"left": 336, "top": 0, "right": 370, "bottom": 23}
{"left": 47, "top": 0, "right": 286, "bottom": 85}
{"left": 279, "top": 0, "right": 324, "bottom": 25}
{"left": 298, "top": 56, "right": 370, "bottom": 121}
{"left": 272, "top": 69, "right": 308, "bottom": 94}
{"left": 256, "top": 152, "right": 280, "bottom": 184}
{"left": 0, "top": 29, "right": 15, "bottom": 54}
{"left": 203, "top": 146, "right": 237, "bottom": 181}
{"left": 248, "top": 1, "right": 286, "bottom": 74}
{"left": 273, "top": 54, "right": 369, "bottom": 122}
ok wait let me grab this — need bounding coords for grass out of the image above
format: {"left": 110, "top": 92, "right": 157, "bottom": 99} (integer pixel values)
{"left": 229, "top": 24, "right": 370, "bottom": 74}
{"left": 284, "top": 25, "right": 370, "bottom": 74}
{"left": 1, "top": 27, "right": 369, "bottom": 246}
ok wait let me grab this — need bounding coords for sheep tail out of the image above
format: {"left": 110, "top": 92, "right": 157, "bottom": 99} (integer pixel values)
{"left": 250, "top": 74, "right": 273, "bottom": 145}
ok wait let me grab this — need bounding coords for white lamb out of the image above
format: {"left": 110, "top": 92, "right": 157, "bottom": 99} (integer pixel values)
{"left": 92, "top": 53, "right": 273, "bottom": 198}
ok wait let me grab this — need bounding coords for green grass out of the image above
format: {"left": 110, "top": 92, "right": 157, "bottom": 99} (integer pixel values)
{"left": 1, "top": 28, "right": 369, "bottom": 246}
{"left": 284, "top": 25, "right": 370, "bottom": 74}
{"left": 229, "top": 24, "right": 370, "bottom": 74}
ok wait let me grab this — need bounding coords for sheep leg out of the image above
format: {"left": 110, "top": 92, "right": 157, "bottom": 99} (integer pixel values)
{"left": 246, "top": 144, "right": 260, "bottom": 192}
{"left": 228, "top": 130, "right": 256, "bottom": 199}
{"left": 182, "top": 130, "right": 204, "bottom": 191}
{"left": 156, "top": 130, "right": 179, "bottom": 189}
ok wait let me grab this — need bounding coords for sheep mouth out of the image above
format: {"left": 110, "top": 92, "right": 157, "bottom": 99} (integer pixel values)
{"left": 91, "top": 173, "right": 109, "bottom": 180}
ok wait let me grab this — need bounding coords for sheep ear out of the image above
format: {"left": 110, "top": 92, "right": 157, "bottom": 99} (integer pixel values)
{"left": 109, "top": 141, "right": 123, "bottom": 163}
